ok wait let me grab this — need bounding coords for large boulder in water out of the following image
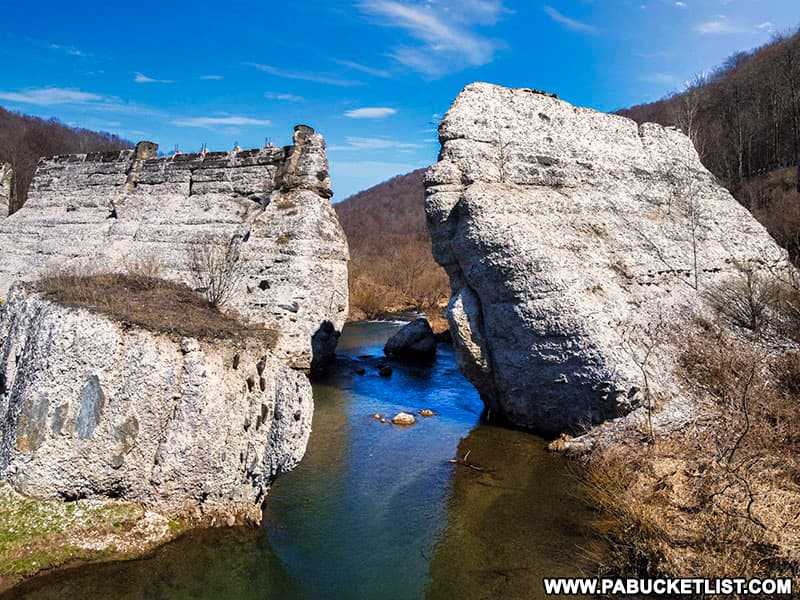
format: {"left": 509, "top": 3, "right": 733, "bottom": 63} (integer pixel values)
{"left": 383, "top": 318, "right": 436, "bottom": 358}
{"left": 425, "top": 82, "right": 790, "bottom": 435}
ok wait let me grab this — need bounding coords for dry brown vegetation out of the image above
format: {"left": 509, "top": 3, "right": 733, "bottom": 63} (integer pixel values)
{"left": 0, "top": 106, "right": 131, "bottom": 214}
{"left": 335, "top": 169, "right": 450, "bottom": 319}
{"left": 584, "top": 269, "right": 800, "bottom": 585}
{"left": 34, "top": 267, "right": 274, "bottom": 345}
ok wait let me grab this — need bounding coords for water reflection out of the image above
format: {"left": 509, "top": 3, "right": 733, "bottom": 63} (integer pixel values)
{"left": 3, "top": 528, "right": 303, "bottom": 600}
{"left": 426, "top": 425, "right": 601, "bottom": 599}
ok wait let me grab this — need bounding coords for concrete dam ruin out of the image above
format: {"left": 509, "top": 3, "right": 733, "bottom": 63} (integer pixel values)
{"left": 0, "top": 125, "right": 349, "bottom": 370}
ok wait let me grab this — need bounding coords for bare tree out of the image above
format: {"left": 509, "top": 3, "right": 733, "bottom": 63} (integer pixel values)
{"left": 618, "top": 29, "right": 800, "bottom": 193}
{"left": 671, "top": 75, "right": 707, "bottom": 159}
{"left": 681, "top": 178, "right": 704, "bottom": 291}
{"left": 621, "top": 315, "right": 668, "bottom": 444}
{"left": 0, "top": 105, "right": 132, "bottom": 213}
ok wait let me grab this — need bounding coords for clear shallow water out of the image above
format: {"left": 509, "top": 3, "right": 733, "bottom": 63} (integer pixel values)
{"left": 8, "top": 321, "right": 600, "bottom": 599}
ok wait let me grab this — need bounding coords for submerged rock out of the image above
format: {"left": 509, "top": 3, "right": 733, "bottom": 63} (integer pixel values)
{"left": 425, "top": 82, "right": 789, "bottom": 434}
{"left": 0, "top": 285, "right": 313, "bottom": 524}
{"left": 391, "top": 412, "right": 416, "bottom": 426}
{"left": 434, "top": 328, "right": 453, "bottom": 345}
{"left": 383, "top": 318, "right": 436, "bottom": 358}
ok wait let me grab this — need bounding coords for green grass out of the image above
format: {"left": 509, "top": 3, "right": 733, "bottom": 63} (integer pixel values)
{"left": 0, "top": 483, "right": 180, "bottom": 591}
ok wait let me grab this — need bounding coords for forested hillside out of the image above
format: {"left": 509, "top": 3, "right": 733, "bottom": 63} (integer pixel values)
{"left": 0, "top": 106, "right": 132, "bottom": 214}
{"left": 334, "top": 168, "right": 449, "bottom": 319}
{"left": 619, "top": 28, "right": 800, "bottom": 259}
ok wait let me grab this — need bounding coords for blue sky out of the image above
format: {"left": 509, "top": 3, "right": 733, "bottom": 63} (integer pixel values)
{"left": 0, "top": 1, "right": 797, "bottom": 200}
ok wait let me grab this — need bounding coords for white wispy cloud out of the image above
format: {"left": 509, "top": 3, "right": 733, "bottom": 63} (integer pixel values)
{"left": 756, "top": 22, "right": 775, "bottom": 32}
{"left": 674, "top": 2, "right": 687, "bottom": 8}
{"left": 329, "top": 136, "right": 422, "bottom": 151}
{"left": 694, "top": 15, "right": 744, "bottom": 35}
{"left": 248, "top": 63, "right": 362, "bottom": 87}
{"left": 343, "top": 107, "right": 397, "bottom": 119}
{"left": 357, "top": 0, "right": 506, "bottom": 76}
{"left": 543, "top": 6, "right": 597, "bottom": 33}
{"left": 265, "top": 92, "right": 305, "bottom": 102}
{"left": 639, "top": 72, "right": 679, "bottom": 86}
{"left": 173, "top": 116, "right": 271, "bottom": 128}
{"left": 0, "top": 86, "right": 162, "bottom": 118}
{"left": 200, "top": 75, "right": 224, "bottom": 80}
{"left": 134, "top": 72, "right": 174, "bottom": 84}
{"left": 334, "top": 59, "right": 392, "bottom": 78}
{"left": 48, "top": 43, "right": 89, "bottom": 57}
{"left": 0, "top": 87, "right": 105, "bottom": 106}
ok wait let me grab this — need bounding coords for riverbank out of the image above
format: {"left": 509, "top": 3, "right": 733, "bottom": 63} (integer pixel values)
{"left": 574, "top": 316, "right": 800, "bottom": 586}
{"left": 0, "top": 483, "right": 184, "bottom": 593}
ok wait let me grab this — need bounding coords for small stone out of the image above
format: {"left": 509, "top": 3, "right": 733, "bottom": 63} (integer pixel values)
{"left": 378, "top": 365, "right": 393, "bottom": 377}
{"left": 354, "top": 366, "right": 366, "bottom": 375}
{"left": 372, "top": 413, "right": 382, "bottom": 420}
{"left": 392, "top": 412, "right": 416, "bottom": 426}
{"left": 181, "top": 338, "right": 200, "bottom": 354}
{"left": 419, "top": 409, "right": 435, "bottom": 417}
{"left": 546, "top": 433, "right": 572, "bottom": 452}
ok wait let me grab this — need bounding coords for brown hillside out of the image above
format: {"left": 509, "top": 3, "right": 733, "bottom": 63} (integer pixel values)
{"left": 335, "top": 169, "right": 449, "bottom": 320}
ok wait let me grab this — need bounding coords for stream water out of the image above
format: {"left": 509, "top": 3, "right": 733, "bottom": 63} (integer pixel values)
{"left": 9, "top": 321, "right": 601, "bottom": 599}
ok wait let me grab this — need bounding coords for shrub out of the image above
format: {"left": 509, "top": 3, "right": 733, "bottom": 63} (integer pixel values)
{"left": 706, "top": 267, "right": 776, "bottom": 332}
{"left": 188, "top": 235, "right": 244, "bottom": 307}
{"left": 348, "top": 277, "right": 399, "bottom": 320}
{"left": 586, "top": 315, "right": 800, "bottom": 583}
{"left": 119, "top": 256, "right": 163, "bottom": 289}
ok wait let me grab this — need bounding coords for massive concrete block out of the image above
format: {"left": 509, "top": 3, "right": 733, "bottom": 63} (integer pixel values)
{"left": 0, "top": 126, "right": 349, "bottom": 370}
{"left": 425, "top": 82, "right": 789, "bottom": 434}
{"left": 0, "top": 285, "right": 312, "bottom": 523}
